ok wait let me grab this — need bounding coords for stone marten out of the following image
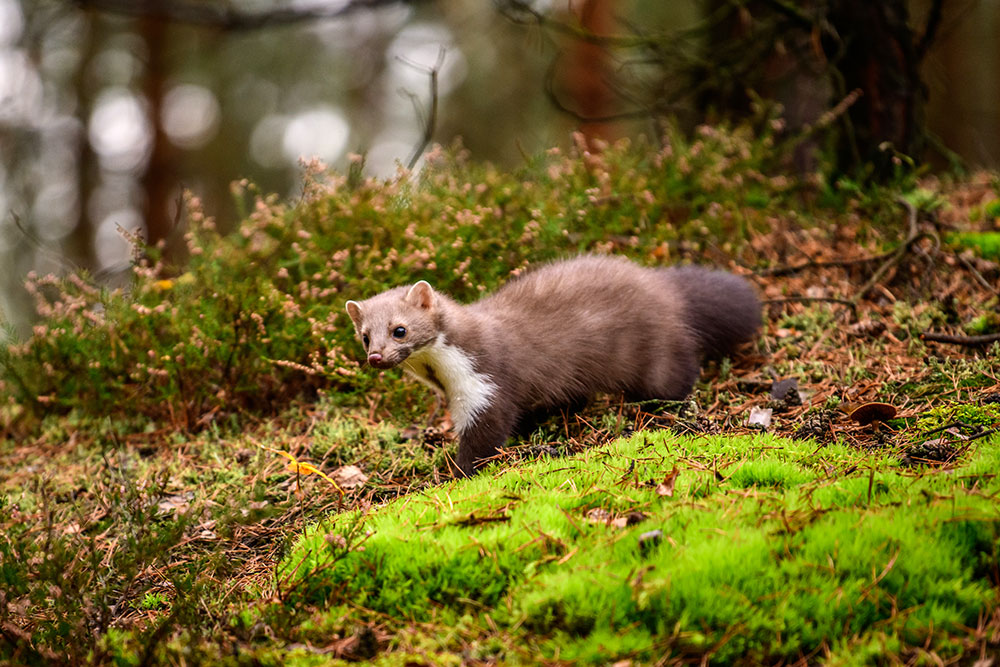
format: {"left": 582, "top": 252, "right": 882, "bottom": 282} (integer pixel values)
{"left": 346, "top": 255, "right": 760, "bottom": 475}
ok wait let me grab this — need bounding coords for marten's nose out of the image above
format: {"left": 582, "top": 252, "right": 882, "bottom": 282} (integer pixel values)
{"left": 367, "top": 352, "right": 383, "bottom": 365}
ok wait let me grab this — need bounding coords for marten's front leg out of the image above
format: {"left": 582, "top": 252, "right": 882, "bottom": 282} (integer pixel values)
{"left": 455, "top": 406, "right": 516, "bottom": 476}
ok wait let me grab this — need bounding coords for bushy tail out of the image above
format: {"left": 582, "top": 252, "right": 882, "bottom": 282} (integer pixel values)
{"left": 663, "top": 266, "right": 761, "bottom": 358}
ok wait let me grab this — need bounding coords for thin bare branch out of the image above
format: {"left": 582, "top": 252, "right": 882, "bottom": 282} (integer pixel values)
{"left": 543, "top": 53, "right": 657, "bottom": 124}
{"left": 915, "top": 0, "right": 946, "bottom": 62}
{"left": 496, "top": 0, "right": 654, "bottom": 48}
{"left": 72, "top": 0, "right": 426, "bottom": 31}
{"left": 398, "top": 47, "right": 447, "bottom": 170}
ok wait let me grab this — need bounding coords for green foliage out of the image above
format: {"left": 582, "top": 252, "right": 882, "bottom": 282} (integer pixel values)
{"left": 915, "top": 402, "right": 1000, "bottom": 432}
{"left": 891, "top": 300, "right": 948, "bottom": 338}
{"left": 308, "top": 412, "right": 449, "bottom": 478}
{"left": 0, "top": 417, "right": 327, "bottom": 665}
{"left": 948, "top": 231, "right": 1000, "bottom": 260}
{"left": 971, "top": 198, "right": 1000, "bottom": 224}
{"left": 965, "top": 309, "right": 1000, "bottom": 335}
{"left": 281, "top": 432, "right": 1000, "bottom": 663}
{"left": 987, "top": 198, "right": 1000, "bottom": 221}
{"left": 134, "top": 591, "right": 170, "bottom": 611}
{"left": 0, "top": 446, "right": 192, "bottom": 662}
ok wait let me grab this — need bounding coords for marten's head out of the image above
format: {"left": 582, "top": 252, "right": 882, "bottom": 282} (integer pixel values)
{"left": 345, "top": 281, "right": 439, "bottom": 369}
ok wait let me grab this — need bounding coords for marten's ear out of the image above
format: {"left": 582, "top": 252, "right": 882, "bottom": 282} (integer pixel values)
{"left": 345, "top": 300, "right": 363, "bottom": 328}
{"left": 405, "top": 281, "right": 434, "bottom": 310}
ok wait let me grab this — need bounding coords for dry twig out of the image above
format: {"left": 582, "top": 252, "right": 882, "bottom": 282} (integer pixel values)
{"left": 920, "top": 332, "right": 1000, "bottom": 347}
{"left": 852, "top": 198, "right": 938, "bottom": 305}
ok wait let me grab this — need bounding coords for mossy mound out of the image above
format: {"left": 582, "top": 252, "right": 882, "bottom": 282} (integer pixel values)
{"left": 283, "top": 431, "right": 1000, "bottom": 664}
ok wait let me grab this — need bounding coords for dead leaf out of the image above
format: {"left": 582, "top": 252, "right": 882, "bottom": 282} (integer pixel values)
{"left": 156, "top": 492, "right": 193, "bottom": 516}
{"left": 257, "top": 442, "right": 344, "bottom": 495}
{"left": 656, "top": 467, "right": 680, "bottom": 497}
{"left": 586, "top": 508, "right": 612, "bottom": 524}
{"left": 624, "top": 511, "right": 646, "bottom": 525}
{"left": 333, "top": 465, "right": 368, "bottom": 490}
{"left": 847, "top": 319, "right": 886, "bottom": 338}
{"left": 611, "top": 511, "right": 647, "bottom": 528}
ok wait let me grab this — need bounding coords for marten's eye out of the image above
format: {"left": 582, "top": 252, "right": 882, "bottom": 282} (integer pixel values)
{"left": 362, "top": 334, "right": 370, "bottom": 348}
{"left": 392, "top": 326, "right": 406, "bottom": 339}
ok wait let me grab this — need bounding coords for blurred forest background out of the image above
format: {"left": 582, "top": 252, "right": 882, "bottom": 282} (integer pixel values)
{"left": 0, "top": 0, "right": 997, "bottom": 333}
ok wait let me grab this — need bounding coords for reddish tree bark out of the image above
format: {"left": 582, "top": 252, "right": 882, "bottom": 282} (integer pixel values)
{"left": 562, "top": 0, "right": 616, "bottom": 147}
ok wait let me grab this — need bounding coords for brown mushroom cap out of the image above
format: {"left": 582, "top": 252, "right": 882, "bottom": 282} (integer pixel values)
{"left": 848, "top": 402, "right": 897, "bottom": 426}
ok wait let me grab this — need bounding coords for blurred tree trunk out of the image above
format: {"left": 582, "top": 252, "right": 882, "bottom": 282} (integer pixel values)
{"left": 825, "top": 0, "right": 925, "bottom": 174}
{"left": 698, "top": 0, "right": 830, "bottom": 172}
{"left": 698, "top": 0, "right": 927, "bottom": 177}
{"left": 139, "top": 14, "right": 176, "bottom": 253}
{"left": 68, "top": 11, "right": 99, "bottom": 272}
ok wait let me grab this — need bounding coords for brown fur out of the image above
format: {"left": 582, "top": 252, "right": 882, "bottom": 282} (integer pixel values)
{"left": 346, "top": 255, "right": 760, "bottom": 475}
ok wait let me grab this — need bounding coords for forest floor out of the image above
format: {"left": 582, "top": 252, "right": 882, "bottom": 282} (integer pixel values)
{"left": 2, "top": 156, "right": 1000, "bottom": 665}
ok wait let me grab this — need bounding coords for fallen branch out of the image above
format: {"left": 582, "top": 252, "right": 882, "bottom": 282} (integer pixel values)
{"left": 967, "top": 427, "right": 999, "bottom": 442}
{"left": 919, "top": 420, "right": 969, "bottom": 437}
{"left": 920, "top": 332, "right": 1000, "bottom": 347}
{"left": 759, "top": 198, "right": 937, "bottom": 290}
{"left": 852, "top": 198, "right": 938, "bottom": 305}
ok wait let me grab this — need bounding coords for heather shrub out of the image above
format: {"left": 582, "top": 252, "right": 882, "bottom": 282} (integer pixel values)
{"left": 0, "top": 128, "right": 806, "bottom": 431}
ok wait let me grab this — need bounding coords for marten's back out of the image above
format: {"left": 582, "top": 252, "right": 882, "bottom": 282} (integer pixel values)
{"left": 459, "top": 256, "right": 757, "bottom": 408}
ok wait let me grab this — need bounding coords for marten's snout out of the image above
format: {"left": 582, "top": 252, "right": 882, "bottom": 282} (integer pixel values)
{"left": 368, "top": 352, "right": 396, "bottom": 369}
{"left": 367, "top": 351, "right": 398, "bottom": 369}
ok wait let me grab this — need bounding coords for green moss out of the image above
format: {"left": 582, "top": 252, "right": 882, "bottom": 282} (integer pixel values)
{"left": 986, "top": 198, "right": 1000, "bottom": 221}
{"left": 949, "top": 231, "right": 1000, "bottom": 260}
{"left": 282, "top": 431, "right": 1000, "bottom": 663}
{"left": 965, "top": 310, "right": 1000, "bottom": 335}
{"left": 915, "top": 402, "right": 1000, "bottom": 432}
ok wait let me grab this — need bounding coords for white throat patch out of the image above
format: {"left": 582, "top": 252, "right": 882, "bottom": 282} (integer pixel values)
{"left": 403, "top": 334, "right": 496, "bottom": 433}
